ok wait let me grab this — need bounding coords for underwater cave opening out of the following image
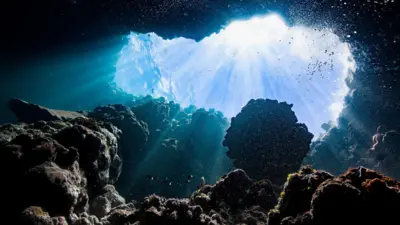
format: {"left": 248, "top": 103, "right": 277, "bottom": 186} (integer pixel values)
{"left": 114, "top": 13, "right": 356, "bottom": 137}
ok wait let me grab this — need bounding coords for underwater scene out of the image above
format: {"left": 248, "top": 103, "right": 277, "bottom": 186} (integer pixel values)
{"left": 0, "top": 0, "right": 399, "bottom": 224}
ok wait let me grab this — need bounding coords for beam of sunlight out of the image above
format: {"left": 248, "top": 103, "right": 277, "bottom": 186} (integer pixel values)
{"left": 115, "top": 14, "right": 356, "bottom": 136}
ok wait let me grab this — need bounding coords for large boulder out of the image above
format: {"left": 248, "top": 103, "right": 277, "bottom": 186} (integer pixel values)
{"left": 223, "top": 99, "right": 314, "bottom": 184}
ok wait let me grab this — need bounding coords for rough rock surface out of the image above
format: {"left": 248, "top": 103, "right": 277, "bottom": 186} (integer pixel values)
{"left": 310, "top": 126, "right": 400, "bottom": 180}
{"left": 90, "top": 96, "right": 232, "bottom": 200}
{"left": 0, "top": 117, "right": 124, "bottom": 223}
{"left": 268, "top": 166, "right": 400, "bottom": 225}
{"left": 9, "top": 98, "right": 86, "bottom": 123}
{"left": 88, "top": 104, "right": 149, "bottom": 196}
{"left": 223, "top": 99, "right": 314, "bottom": 184}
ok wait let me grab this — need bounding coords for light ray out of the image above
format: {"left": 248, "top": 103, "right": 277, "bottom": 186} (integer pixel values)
{"left": 115, "top": 14, "right": 356, "bottom": 135}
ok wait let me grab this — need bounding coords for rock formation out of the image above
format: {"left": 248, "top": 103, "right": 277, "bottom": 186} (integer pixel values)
{"left": 223, "top": 99, "right": 314, "bottom": 185}
{"left": 9, "top": 98, "right": 86, "bottom": 123}
{"left": 0, "top": 117, "right": 125, "bottom": 224}
{"left": 3, "top": 98, "right": 400, "bottom": 225}
{"left": 268, "top": 166, "right": 400, "bottom": 225}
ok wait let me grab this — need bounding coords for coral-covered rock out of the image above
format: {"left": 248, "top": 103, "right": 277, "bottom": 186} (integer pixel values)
{"left": 268, "top": 166, "right": 334, "bottom": 225}
{"left": 311, "top": 180, "right": 362, "bottom": 224}
{"left": 23, "top": 161, "right": 88, "bottom": 216}
{"left": 223, "top": 99, "right": 314, "bottom": 184}
{"left": 100, "top": 96, "right": 231, "bottom": 200}
{"left": 9, "top": 98, "right": 86, "bottom": 123}
{"left": 90, "top": 185, "right": 125, "bottom": 218}
{"left": 191, "top": 169, "right": 277, "bottom": 224}
{"left": 18, "top": 206, "right": 68, "bottom": 225}
{"left": 52, "top": 118, "right": 122, "bottom": 192}
{"left": 0, "top": 117, "right": 123, "bottom": 221}
{"left": 128, "top": 195, "right": 217, "bottom": 225}
{"left": 269, "top": 166, "right": 400, "bottom": 225}
{"left": 88, "top": 104, "right": 149, "bottom": 196}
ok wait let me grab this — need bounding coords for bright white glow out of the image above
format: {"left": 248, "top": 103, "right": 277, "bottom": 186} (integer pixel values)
{"left": 115, "top": 14, "right": 356, "bottom": 135}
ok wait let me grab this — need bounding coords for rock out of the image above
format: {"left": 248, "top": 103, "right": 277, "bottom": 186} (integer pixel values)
{"left": 268, "top": 166, "right": 400, "bottom": 225}
{"left": 90, "top": 185, "right": 125, "bottom": 218}
{"left": 53, "top": 118, "right": 122, "bottom": 192}
{"left": 88, "top": 104, "right": 149, "bottom": 196}
{"left": 0, "top": 117, "right": 122, "bottom": 221}
{"left": 19, "top": 206, "right": 54, "bottom": 225}
{"left": 311, "top": 180, "right": 362, "bottom": 225}
{"left": 90, "top": 97, "right": 231, "bottom": 200}
{"left": 23, "top": 162, "right": 88, "bottom": 216}
{"left": 9, "top": 98, "right": 86, "bottom": 123}
{"left": 223, "top": 98, "right": 314, "bottom": 184}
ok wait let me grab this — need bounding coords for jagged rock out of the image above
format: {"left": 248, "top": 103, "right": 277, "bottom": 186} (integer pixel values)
{"left": 311, "top": 180, "right": 362, "bottom": 225}
{"left": 23, "top": 161, "right": 88, "bottom": 216}
{"left": 88, "top": 104, "right": 149, "bottom": 196}
{"left": 93, "top": 97, "right": 231, "bottom": 200}
{"left": 53, "top": 123, "right": 120, "bottom": 192}
{"left": 268, "top": 166, "right": 400, "bottom": 225}
{"left": 223, "top": 98, "right": 314, "bottom": 184}
{"left": 104, "top": 203, "right": 136, "bottom": 225}
{"left": 9, "top": 98, "right": 86, "bottom": 123}
{"left": 312, "top": 126, "right": 400, "bottom": 180}
{"left": 0, "top": 118, "right": 123, "bottom": 221}
{"left": 90, "top": 185, "right": 125, "bottom": 218}
{"left": 18, "top": 206, "right": 68, "bottom": 225}
{"left": 191, "top": 170, "right": 277, "bottom": 215}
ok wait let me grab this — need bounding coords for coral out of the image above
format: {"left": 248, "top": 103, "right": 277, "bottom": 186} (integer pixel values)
{"left": 223, "top": 98, "right": 314, "bottom": 184}
{"left": 269, "top": 166, "right": 400, "bottom": 225}
{"left": 191, "top": 169, "right": 277, "bottom": 224}
{"left": 90, "top": 185, "right": 125, "bottom": 218}
{"left": 18, "top": 206, "right": 68, "bottom": 225}
{"left": 92, "top": 97, "right": 231, "bottom": 200}
{"left": 88, "top": 104, "right": 149, "bottom": 196}
{"left": 0, "top": 117, "right": 124, "bottom": 223}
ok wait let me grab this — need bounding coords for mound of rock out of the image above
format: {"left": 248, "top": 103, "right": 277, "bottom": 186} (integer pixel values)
{"left": 269, "top": 166, "right": 400, "bottom": 225}
{"left": 88, "top": 104, "right": 149, "bottom": 196}
{"left": 310, "top": 125, "right": 400, "bottom": 180}
{"left": 0, "top": 117, "right": 125, "bottom": 224}
{"left": 108, "top": 169, "right": 277, "bottom": 225}
{"left": 223, "top": 99, "right": 314, "bottom": 185}
{"left": 92, "top": 97, "right": 232, "bottom": 200}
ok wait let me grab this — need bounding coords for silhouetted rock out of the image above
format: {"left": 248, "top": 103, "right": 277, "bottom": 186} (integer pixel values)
{"left": 96, "top": 96, "right": 231, "bottom": 200}
{"left": 191, "top": 169, "right": 277, "bottom": 224}
{"left": 9, "top": 98, "right": 86, "bottom": 123}
{"left": 269, "top": 166, "right": 400, "bottom": 225}
{"left": 0, "top": 117, "right": 124, "bottom": 223}
{"left": 88, "top": 104, "right": 149, "bottom": 196}
{"left": 90, "top": 185, "right": 125, "bottom": 218}
{"left": 223, "top": 99, "right": 314, "bottom": 185}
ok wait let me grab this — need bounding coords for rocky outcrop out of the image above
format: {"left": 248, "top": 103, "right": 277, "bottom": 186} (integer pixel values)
{"left": 192, "top": 169, "right": 277, "bottom": 214}
{"left": 89, "top": 97, "right": 231, "bottom": 200}
{"left": 310, "top": 126, "right": 400, "bottom": 180}
{"left": 223, "top": 99, "right": 314, "bottom": 185}
{"left": 268, "top": 166, "right": 400, "bottom": 225}
{"left": 9, "top": 98, "right": 86, "bottom": 123}
{"left": 88, "top": 104, "right": 149, "bottom": 196}
{"left": 18, "top": 206, "right": 68, "bottom": 225}
{"left": 0, "top": 117, "right": 124, "bottom": 223}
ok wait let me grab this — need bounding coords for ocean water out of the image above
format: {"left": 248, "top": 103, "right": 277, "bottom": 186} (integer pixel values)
{"left": 1, "top": 3, "right": 399, "bottom": 224}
